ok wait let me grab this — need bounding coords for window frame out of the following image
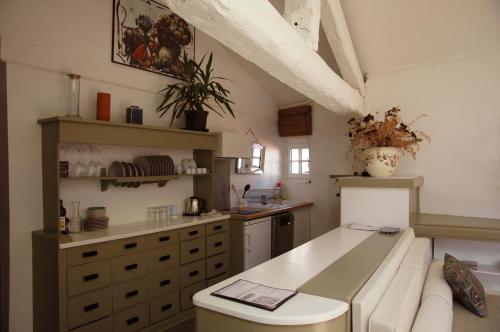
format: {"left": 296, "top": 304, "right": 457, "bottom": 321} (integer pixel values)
{"left": 287, "top": 143, "right": 310, "bottom": 179}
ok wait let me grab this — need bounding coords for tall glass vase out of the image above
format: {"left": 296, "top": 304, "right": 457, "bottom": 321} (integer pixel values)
{"left": 67, "top": 73, "right": 81, "bottom": 117}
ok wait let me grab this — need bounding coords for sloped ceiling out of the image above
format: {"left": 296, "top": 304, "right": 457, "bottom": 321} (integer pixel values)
{"left": 340, "top": 0, "right": 500, "bottom": 76}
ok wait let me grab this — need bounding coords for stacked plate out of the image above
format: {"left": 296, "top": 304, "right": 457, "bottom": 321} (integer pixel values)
{"left": 133, "top": 155, "right": 175, "bottom": 177}
{"left": 84, "top": 207, "right": 109, "bottom": 231}
{"left": 108, "top": 161, "right": 145, "bottom": 187}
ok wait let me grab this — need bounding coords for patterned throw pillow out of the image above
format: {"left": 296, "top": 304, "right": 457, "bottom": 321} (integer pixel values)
{"left": 443, "top": 253, "right": 487, "bottom": 317}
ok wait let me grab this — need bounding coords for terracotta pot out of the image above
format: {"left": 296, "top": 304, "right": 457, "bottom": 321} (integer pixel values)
{"left": 361, "top": 147, "right": 401, "bottom": 177}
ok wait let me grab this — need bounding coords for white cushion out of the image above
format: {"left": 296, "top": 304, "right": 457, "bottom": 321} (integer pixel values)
{"left": 411, "top": 296, "right": 453, "bottom": 332}
{"left": 421, "top": 260, "right": 452, "bottom": 306}
{"left": 352, "top": 229, "right": 415, "bottom": 332}
{"left": 401, "top": 238, "right": 432, "bottom": 293}
{"left": 369, "top": 264, "right": 422, "bottom": 332}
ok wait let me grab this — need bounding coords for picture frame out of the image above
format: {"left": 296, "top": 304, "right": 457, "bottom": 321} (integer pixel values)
{"left": 112, "top": 0, "right": 196, "bottom": 79}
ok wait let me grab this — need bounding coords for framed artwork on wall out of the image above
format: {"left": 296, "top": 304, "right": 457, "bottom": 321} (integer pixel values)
{"left": 112, "top": 0, "right": 196, "bottom": 79}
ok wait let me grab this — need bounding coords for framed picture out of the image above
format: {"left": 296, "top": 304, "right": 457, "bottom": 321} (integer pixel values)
{"left": 112, "top": 0, "right": 196, "bottom": 79}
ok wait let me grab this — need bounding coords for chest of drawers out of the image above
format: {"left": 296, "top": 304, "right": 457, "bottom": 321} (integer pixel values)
{"left": 32, "top": 219, "right": 230, "bottom": 332}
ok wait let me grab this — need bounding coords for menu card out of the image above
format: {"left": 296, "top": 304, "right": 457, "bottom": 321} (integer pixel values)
{"left": 211, "top": 279, "right": 297, "bottom": 311}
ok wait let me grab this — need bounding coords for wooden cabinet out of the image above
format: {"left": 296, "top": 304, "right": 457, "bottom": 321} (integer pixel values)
{"left": 32, "top": 219, "right": 230, "bottom": 332}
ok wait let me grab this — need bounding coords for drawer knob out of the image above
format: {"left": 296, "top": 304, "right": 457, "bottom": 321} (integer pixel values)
{"left": 188, "top": 230, "right": 199, "bottom": 236}
{"left": 125, "top": 263, "right": 138, "bottom": 271}
{"left": 82, "top": 250, "right": 98, "bottom": 258}
{"left": 215, "top": 263, "right": 224, "bottom": 269}
{"left": 126, "top": 290, "right": 139, "bottom": 298}
{"left": 189, "top": 248, "right": 200, "bottom": 254}
{"left": 161, "top": 304, "right": 172, "bottom": 312}
{"left": 83, "top": 302, "right": 99, "bottom": 312}
{"left": 126, "top": 316, "right": 139, "bottom": 326}
{"left": 159, "top": 279, "right": 171, "bottom": 287}
{"left": 83, "top": 273, "right": 99, "bottom": 282}
{"left": 189, "top": 270, "right": 199, "bottom": 277}
{"left": 214, "top": 241, "right": 223, "bottom": 247}
{"left": 159, "top": 255, "right": 171, "bottom": 262}
{"left": 213, "top": 225, "right": 223, "bottom": 231}
{"left": 124, "top": 242, "right": 137, "bottom": 250}
{"left": 159, "top": 236, "right": 170, "bottom": 242}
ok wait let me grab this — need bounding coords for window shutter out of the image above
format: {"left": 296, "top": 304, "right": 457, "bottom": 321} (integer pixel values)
{"left": 278, "top": 105, "right": 312, "bottom": 137}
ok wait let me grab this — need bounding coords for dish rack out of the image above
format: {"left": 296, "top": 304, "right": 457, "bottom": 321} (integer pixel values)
{"left": 243, "top": 189, "right": 281, "bottom": 204}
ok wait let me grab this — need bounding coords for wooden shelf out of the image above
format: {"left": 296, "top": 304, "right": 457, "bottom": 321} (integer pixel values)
{"left": 61, "top": 175, "right": 181, "bottom": 191}
{"left": 335, "top": 176, "right": 424, "bottom": 189}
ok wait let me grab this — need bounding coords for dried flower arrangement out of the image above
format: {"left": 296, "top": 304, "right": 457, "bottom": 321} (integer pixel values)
{"left": 346, "top": 107, "right": 431, "bottom": 167}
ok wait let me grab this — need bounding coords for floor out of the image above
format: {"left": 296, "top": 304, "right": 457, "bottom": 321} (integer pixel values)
{"left": 164, "top": 318, "right": 195, "bottom": 332}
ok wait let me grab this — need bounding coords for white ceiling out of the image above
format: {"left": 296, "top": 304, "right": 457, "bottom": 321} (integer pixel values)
{"left": 340, "top": 0, "right": 500, "bottom": 76}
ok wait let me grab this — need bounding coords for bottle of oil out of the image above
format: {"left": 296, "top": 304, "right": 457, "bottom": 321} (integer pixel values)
{"left": 59, "top": 200, "right": 69, "bottom": 234}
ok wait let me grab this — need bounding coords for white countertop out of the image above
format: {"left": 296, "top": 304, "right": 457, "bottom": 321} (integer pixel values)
{"left": 193, "top": 227, "right": 373, "bottom": 325}
{"left": 59, "top": 214, "right": 230, "bottom": 249}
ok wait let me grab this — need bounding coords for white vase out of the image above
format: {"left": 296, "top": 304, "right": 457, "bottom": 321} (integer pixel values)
{"left": 361, "top": 147, "right": 401, "bottom": 178}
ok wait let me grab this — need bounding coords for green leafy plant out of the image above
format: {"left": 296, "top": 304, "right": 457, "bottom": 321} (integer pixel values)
{"left": 156, "top": 52, "right": 235, "bottom": 126}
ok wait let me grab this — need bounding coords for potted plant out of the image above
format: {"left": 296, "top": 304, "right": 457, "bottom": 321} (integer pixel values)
{"left": 156, "top": 52, "right": 235, "bottom": 131}
{"left": 346, "top": 107, "right": 430, "bottom": 177}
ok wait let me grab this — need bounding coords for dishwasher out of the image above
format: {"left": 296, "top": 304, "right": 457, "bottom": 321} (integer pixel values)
{"left": 271, "top": 212, "right": 295, "bottom": 258}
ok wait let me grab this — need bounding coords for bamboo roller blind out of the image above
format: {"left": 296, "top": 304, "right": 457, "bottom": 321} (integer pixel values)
{"left": 278, "top": 105, "right": 312, "bottom": 137}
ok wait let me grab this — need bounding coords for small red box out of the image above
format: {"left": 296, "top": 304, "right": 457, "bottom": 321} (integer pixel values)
{"left": 96, "top": 92, "right": 111, "bottom": 121}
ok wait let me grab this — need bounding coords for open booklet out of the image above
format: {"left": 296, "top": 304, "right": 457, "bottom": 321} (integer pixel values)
{"left": 211, "top": 279, "right": 297, "bottom": 311}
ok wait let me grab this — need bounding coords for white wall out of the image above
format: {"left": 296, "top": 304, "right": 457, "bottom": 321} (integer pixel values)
{"left": 0, "top": 1, "right": 283, "bottom": 331}
{"left": 367, "top": 49, "right": 500, "bottom": 219}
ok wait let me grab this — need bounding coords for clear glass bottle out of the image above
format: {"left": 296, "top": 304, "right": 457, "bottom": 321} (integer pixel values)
{"left": 67, "top": 73, "right": 81, "bottom": 117}
{"left": 69, "top": 200, "right": 82, "bottom": 233}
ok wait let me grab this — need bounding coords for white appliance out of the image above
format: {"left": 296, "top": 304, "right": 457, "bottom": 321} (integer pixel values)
{"left": 243, "top": 216, "right": 272, "bottom": 270}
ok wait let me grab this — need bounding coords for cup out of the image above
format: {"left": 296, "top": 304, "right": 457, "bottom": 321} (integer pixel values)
{"left": 176, "top": 165, "right": 183, "bottom": 175}
{"left": 96, "top": 92, "right": 111, "bottom": 121}
{"left": 202, "top": 168, "right": 208, "bottom": 174}
{"left": 197, "top": 168, "right": 203, "bottom": 174}
{"left": 169, "top": 205, "right": 178, "bottom": 216}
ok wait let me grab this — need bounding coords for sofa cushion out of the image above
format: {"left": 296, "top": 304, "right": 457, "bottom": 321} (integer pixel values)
{"left": 369, "top": 264, "right": 422, "bottom": 332}
{"left": 443, "top": 253, "right": 486, "bottom": 317}
{"left": 411, "top": 295, "right": 453, "bottom": 332}
{"left": 422, "top": 260, "right": 452, "bottom": 306}
{"left": 401, "top": 238, "right": 431, "bottom": 293}
{"left": 352, "top": 229, "right": 415, "bottom": 332}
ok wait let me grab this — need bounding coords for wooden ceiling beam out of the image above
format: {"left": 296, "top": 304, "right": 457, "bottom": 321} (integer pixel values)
{"left": 161, "top": 0, "right": 365, "bottom": 115}
{"left": 283, "top": 0, "right": 321, "bottom": 51}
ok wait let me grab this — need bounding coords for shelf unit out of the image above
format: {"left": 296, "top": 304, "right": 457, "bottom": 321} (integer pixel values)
{"left": 39, "top": 116, "right": 217, "bottom": 232}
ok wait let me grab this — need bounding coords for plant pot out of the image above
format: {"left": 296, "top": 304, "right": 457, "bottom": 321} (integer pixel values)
{"left": 185, "top": 110, "right": 209, "bottom": 131}
{"left": 361, "top": 147, "right": 401, "bottom": 178}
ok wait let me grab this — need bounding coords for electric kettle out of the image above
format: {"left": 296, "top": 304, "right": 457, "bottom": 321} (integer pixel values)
{"left": 184, "top": 196, "right": 206, "bottom": 216}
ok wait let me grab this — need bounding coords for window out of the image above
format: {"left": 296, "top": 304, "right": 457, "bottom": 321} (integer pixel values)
{"left": 288, "top": 145, "right": 310, "bottom": 177}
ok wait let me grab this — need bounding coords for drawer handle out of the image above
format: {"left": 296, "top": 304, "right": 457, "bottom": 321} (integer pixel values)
{"left": 188, "top": 230, "right": 199, "bottom": 236}
{"left": 124, "top": 242, "right": 137, "bottom": 250}
{"left": 126, "top": 290, "right": 139, "bottom": 298}
{"left": 215, "top": 263, "right": 224, "bottom": 269}
{"left": 159, "top": 235, "right": 170, "bottom": 242}
{"left": 189, "top": 248, "right": 199, "bottom": 254}
{"left": 83, "top": 303, "right": 99, "bottom": 312}
{"left": 125, "top": 263, "right": 138, "bottom": 271}
{"left": 82, "top": 250, "right": 98, "bottom": 258}
{"left": 214, "top": 241, "right": 223, "bottom": 247}
{"left": 159, "top": 279, "right": 171, "bottom": 287}
{"left": 159, "top": 255, "right": 171, "bottom": 262}
{"left": 213, "top": 225, "right": 223, "bottom": 231}
{"left": 161, "top": 304, "right": 172, "bottom": 312}
{"left": 83, "top": 273, "right": 99, "bottom": 282}
{"left": 126, "top": 316, "right": 139, "bottom": 326}
{"left": 189, "top": 270, "right": 199, "bottom": 277}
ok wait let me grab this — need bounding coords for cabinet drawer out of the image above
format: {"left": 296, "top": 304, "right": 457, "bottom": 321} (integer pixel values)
{"left": 68, "top": 260, "right": 111, "bottom": 297}
{"left": 149, "top": 269, "right": 180, "bottom": 297}
{"left": 68, "top": 288, "right": 112, "bottom": 329}
{"left": 181, "top": 281, "right": 206, "bottom": 311}
{"left": 180, "top": 260, "right": 206, "bottom": 287}
{"left": 148, "top": 245, "right": 179, "bottom": 273}
{"left": 150, "top": 291, "right": 180, "bottom": 324}
{"left": 113, "top": 277, "right": 149, "bottom": 312}
{"left": 112, "top": 252, "right": 148, "bottom": 284}
{"left": 110, "top": 236, "right": 149, "bottom": 257}
{"left": 206, "top": 232, "right": 228, "bottom": 257}
{"left": 113, "top": 303, "right": 149, "bottom": 332}
{"left": 179, "top": 225, "right": 205, "bottom": 242}
{"left": 206, "top": 220, "right": 228, "bottom": 235}
{"left": 206, "top": 253, "right": 229, "bottom": 279}
{"left": 70, "top": 316, "right": 113, "bottom": 332}
{"left": 180, "top": 238, "right": 206, "bottom": 265}
{"left": 147, "top": 230, "right": 179, "bottom": 248}
{"left": 66, "top": 243, "right": 111, "bottom": 266}
{"left": 206, "top": 272, "right": 229, "bottom": 287}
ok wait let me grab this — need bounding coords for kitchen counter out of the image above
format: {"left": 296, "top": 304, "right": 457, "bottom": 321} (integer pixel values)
{"left": 34, "top": 214, "right": 230, "bottom": 249}
{"left": 229, "top": 201, "right": 313, "bottom": 220}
